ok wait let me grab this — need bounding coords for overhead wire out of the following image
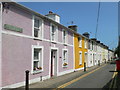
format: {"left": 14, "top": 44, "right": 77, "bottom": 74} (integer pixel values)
{"left": 95, "top": 1, "right": 101, "bottom": 39}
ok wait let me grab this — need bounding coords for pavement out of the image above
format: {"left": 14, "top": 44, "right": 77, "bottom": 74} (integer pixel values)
{"left": 16, "top": 63, "right": 114, "bottom": 89}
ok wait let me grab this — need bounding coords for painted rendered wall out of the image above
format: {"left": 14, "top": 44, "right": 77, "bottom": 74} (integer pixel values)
{"left": 74, "top": 34, "right": 88, "bottom": 70}
{"left": 1, "top": 3, "right": 74, "bottom": 88}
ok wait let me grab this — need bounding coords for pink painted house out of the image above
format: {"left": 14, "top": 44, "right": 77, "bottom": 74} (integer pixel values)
{"left": 0, "top": 2, "right": 75, "bottom": 88}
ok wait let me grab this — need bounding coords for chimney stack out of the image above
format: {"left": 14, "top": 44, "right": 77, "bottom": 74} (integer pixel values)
{"left": 49, "top": 11, "right": 53, "bottom": 14}
{"left": 91, "top": 38, "right": 97, "bottom": 41}
{"left": 45, "top": 11, "right": 60, "bottom": 23}
{"left": 83, "top": 32, "right": 90, "bottom": 38}
{"left": 68, "top": 25, "right": 77, "bottom": 32}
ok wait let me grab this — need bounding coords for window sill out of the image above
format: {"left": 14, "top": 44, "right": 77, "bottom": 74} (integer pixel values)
{"left": 79, "top": 46, "right": 82, "bottom": 48}
{"left": 62, "top": 65, "right": 68, "bottom": 68}
{"left": 32, "top": 70, "right": 43, "bottom": 74}
{"left": 63, "top": 43, "right": 68, "bottom": 46}
{"left": 51, "top": 41, "right": 57, "bottom": 44}
{"left": 34, "top": 37, "right": 42, "bottom": 41}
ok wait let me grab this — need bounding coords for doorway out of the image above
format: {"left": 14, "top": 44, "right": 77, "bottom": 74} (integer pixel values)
{"left": 51, "top": 49, "right": 57, "bottom": 77}
{"left": 85, "top": 52, "right": 88, "bottom": 67}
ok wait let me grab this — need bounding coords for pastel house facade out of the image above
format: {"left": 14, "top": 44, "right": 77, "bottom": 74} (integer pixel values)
{"left": 88, "top": 39, "right": 96, "bottom": 67}
{"left": 87, "top": 38, "right": 105, "bottom": 67}
{"left": 108, "top": 49, "right": 114, "bottom": 61}
{"left": 96, "top": 40, "right": 103, "bottom": 64}
{"left": 0, "top": 2, "right": 114, "bottom": 89}
{"left": 0, "top": 2, "right": 75, "bottom": 88}
{"left": 104, "top": 46, "right": 108, "bottom": 62}
{"left": 74, "top": 31, "right": 88, "bottom": 71}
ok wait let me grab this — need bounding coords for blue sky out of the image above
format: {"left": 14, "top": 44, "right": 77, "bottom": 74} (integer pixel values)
{"left": 19, "top": 2, "right": 118, "bottom": 49}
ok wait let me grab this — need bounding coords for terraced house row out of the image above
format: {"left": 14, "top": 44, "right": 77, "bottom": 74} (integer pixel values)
{"left": 0, "top": 2, "right": 114, "bottom": 88}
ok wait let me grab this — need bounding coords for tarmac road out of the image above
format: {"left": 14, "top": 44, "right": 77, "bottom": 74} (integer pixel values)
{"left": 61, "top": 64, "right": 115, "bottom": 88}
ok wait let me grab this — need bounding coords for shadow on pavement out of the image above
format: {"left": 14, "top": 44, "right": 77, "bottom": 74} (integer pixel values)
{"left": 102, "top": 73, "right": 120, "bottom": 90}
{"left": 102, "top": 78, "right": 113, "bottom": 90}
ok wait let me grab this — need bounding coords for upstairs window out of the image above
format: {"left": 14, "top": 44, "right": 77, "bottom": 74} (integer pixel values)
{"left": 78, "top": 37, "right": 82, "bottom": 47}
{"left": 85, "top": 39, "right": 87, "bottom": 48}
{"left": 90, "top": 42, "right": 92, "bottom": 50}
{"left": 88, "top": 41, "right": 90, "bottom": 49}
{"left": 51, "top": 24, "right": 57, "bottom": 42}
{"left": 92, "top": 42, "right": 94, "bottom": 50}
{"left": 63, "top": 29, "right": 68, "bottom": 44}
{"left": 34, "top": 17, "right": 43, "bottom": 38}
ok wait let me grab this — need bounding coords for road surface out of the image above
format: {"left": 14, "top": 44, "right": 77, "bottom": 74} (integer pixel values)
{"left": 59, "top": 64, "right": 115, "bottom": 88}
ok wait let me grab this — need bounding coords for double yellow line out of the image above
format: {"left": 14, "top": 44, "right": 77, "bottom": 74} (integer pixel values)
{"left": 57, "top": 64, "right": 107, "bottom": 88}
{"left": 109, "top": 68, "right": 118, "bottom": 88}
{"left": 112, "top": 68, "right": 118, "bottom": 79}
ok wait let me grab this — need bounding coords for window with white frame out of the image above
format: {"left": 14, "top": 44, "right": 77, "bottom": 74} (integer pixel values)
{"left": 34, "top": 17, "right": 43, "bottom": 38}
{"left": 79, "top": 52, "right": 82, "bottom": 65}
{"left": 78, "top": 37, "right": 82, "bottom": 47}
{"left": 51, "top": 24, "right": 57, "bottom": 41}
{"left": 33, "top": 48, "right": 42, "bottom": 72}
{"left": 90, "top": 54, "right": 92, "bottom": 63}
{"left": 88, "top": 41, "right": 90, "bottom": 49}
{"left": 63, "top": 29, "right": 68, "bottom": 44}
{"left": 92, "top": 42, "right": 94, "bottom": 50}
{"left": 90, "top": 42, "right": 92, "bottom": 50}
{"left": 63, "top": 50, "right": 68, "bottom": 67}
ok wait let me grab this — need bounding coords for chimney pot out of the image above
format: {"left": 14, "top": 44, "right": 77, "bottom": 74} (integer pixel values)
{"left": 49, "top": 11, "right": 53, "bottom": 14}
{"left": 68, "top": 25, "right": 77, "bottom": 32}
{"left": 83, "top": 32, "right": 90, "bottom": 38}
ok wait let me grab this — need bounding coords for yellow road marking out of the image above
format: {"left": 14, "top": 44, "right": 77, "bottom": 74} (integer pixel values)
{"left": 57, "top": 64, "right": 107, "bottom": 88}
{"left": 109, "top": 67, "right": 118, "bottom": 88}
{"left": 112, "top": 68, "right": 118, "bottom": 79}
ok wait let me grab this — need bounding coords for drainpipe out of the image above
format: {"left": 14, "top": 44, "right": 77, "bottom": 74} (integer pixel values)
{"left": 0, "top": 2, "right": 2, "bottom": 88}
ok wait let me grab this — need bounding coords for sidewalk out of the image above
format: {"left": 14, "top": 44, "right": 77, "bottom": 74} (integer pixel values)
{"left": 19, "top": 63, "right": 106, "bottom": 89}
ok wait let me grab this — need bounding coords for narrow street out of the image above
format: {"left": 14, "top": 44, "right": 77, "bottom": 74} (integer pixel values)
{"left": 58, "top": 64, "right": 115, "bottom": 88}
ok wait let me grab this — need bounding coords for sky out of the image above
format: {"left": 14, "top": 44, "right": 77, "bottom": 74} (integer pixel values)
{"left": 19, "top": 2, "right": 118, "bottom": 50}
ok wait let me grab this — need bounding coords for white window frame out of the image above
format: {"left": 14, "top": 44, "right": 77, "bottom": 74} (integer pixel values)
{"left": 78, "top": 37, "right": 82, "bottom": 48}
{"left": 90, "top": 54, "right": 92, "bottom": 64}
{"left": 79, "top": 51, "right": 82, "bottom": 65}
{"left": 62, "top": 29, "right": 68, "bottom": 44}
{"left": 31, "top": 45, "right": 44, "bottom": 74}
{"left": 62, "top": 49, "right": 68, "bottom": 67}
{"left": 50, "top": 23, "right": 58, "bottom": 42}
{"left": 32, "top": 15, "right": 44, "bottom": 39}
{"left": 90, "top": 42, "right": 92, "bottom": 50}
{"left": 85, "top": 39, "right": 87, "bottom": 49}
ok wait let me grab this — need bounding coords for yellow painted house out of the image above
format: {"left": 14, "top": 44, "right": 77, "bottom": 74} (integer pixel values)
{"left": 74, "top": 33, "right": 88, "bottom": 71}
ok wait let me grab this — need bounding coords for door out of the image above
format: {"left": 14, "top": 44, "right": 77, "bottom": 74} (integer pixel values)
{"left": 51, "top": 50, "right": 57, "bottom": 77}
{"left": 93, "top": 54, "right": 95, "bottom": 66}
{"left": 85, "top": 53, "right": 88, "bottom": 67}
